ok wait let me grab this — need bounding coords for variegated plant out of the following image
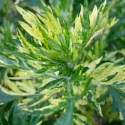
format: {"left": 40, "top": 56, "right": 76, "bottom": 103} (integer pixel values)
{"left": 0, "top": 0, "right": 125, "bottom": 124}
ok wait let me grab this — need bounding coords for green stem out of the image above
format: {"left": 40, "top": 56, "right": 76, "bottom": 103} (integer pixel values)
{"left": 66, "top": 76, "right": 74, "bottom": 124}
{"left": 65, "top": 76, "right": 73, "bottom": 99}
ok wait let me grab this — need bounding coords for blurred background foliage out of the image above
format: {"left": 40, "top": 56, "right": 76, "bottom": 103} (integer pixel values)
{"left": 0, "top": 0, "right": 125, "bottom": 125}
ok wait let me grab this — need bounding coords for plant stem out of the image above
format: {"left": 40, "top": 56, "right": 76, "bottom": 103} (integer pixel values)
{"left": 66, "top": 77, "right": 71, "bottom": 96}
{"left": 66, "top": 76, "right": 74, "bottom": 124}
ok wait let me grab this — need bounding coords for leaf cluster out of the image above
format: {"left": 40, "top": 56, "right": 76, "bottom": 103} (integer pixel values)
{"left": 0, "top": 0, "right": 125, "bottom": 125}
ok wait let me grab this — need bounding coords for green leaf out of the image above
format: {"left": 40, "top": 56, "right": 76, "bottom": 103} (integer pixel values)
{"left": 15, "top": 5, "right": 41, "bottom": 26}
{"left": 25, "top": 101, "right": 66, "bottom": 115}
{"left": 0, "top": 1, "right": 124, "bottom": 124}
{"left": 8, "top": 102, "right": 43, "bottom": 125}
{"left": 109, "top": 87, "right": 125, "bottom": 121}
{"left": 98, "top": 90, "right": 109, "bottom": 103}
{"left": 0, "top": 87, "right": 43, "bottom": 105}
{"left": 0, "top": 88, "right": 22, "bottom": 105}
{"left": 92, "top": 63, "right": 125, "bottom": 84}
{"left": 17, "top": 29, "right": 48, "bottom": 61}
{"left": 89, "top": 5, "right": 98, "bottom": 29}
{"left": 73, "top": 113, "right": 90, "bottom": 125}
{"left": 88, "top": 87, "right": 103, "bottom": 117}
{"left": 86, "top": 56, "right": 102, "bottom": 74}
{"left": 8, "top": 102, "right": 20, "bottom": 125}
{"left": 36, "top": 79, "right": 64, "bottom": 93}
{"left": 85, "top": 28, "right": 104, "bottom": 47}
{"left": 0, "top": 55, "right": 19, "bottom": 68}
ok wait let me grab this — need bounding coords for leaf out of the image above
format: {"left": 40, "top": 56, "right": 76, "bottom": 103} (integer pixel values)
{"left": 15, "top": 5, "right": 41, "bottom": 26}
{"left": 36, "top": 79, "right": 64, "bottom": 93}
{"left": 115, "top": 82, "right": 125, "bottom": 88}
{"left": 0, "top": 87, "right": 43, "bottom": 105}
{"left": 17, "top": 29, "right": 48, "bottom": 61}
{"left": 88, "top": 87, "right": 103, "bottom": 117}
{"left": 90, "top": 5, "right": 98, "bottom": 29}
{"left": 0, "top": 49, "right": 32, "bottom": 60}
{"left": 98, "top": 89, "right": 109, "bottom": 103}
{"left": 8, "top": 102, "right": 43, "bottom": 125}
{"left": 107, "top": 68, "right": 125, "bottom": 83}
{"left": 73, "top": 113, "right": 90, "bottom": 125}
{"left": 8, "top": 102, "right": 20, "bottom": 125}
{"left": 25, "top": 101, "right": 66, "bottom": 115}
{"left": 0, "top": 88, "right": 22, "bottom": 105}
{"left": 0, "top": 55, "right": 19, "bottom": 68}
{"left": 0, "top": 1, "right": 124, "bottom": 124}
{"left": 86, "top": 56, "right": 102, "bottom": 74}
{"left": 109, "top": 87, "right": 125, "bottom": 121}
{"left": 99, "top": 0, "right": 106, "bottom": 11}
{"left": 85, "top": 28, "right": 104, "bottom": 47}
{"left": 92, "top": 63, "right": 125, "bottom": 84}
{"left": 5, "top": 79, "right": 23, "bottom": 93}
{"left": 27, "top": 87, "right": 64, "bottom": 108}
{"left": 92, "top": 63, "right": 114, "bottom": 81}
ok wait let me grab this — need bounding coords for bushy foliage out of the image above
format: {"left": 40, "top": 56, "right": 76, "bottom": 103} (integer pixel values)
{"left": 0, "top": 0, "right": 125, "bottom": 125}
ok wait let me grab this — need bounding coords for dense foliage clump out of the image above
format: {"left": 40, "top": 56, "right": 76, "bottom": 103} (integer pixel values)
{"left": 0, "top": 0, "right": 125, "bottom": 125}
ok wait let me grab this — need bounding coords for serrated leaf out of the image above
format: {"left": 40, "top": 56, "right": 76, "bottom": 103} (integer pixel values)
{"left": 86, "top": 56, "right": 102, "bottom": 74}
{"left": 17, "top": 29, "right": 48, "bottom": 61}
{"left": 28, "top": 87, "right": 64, "bottom": 108}
{"left": 93, "top": 63, "right": 114, "bottom": 81}
{"left": 8, "top": 102, "right": 43, "bottom": 125}
{"left": 98, "top": 89, "right": 109, "bottom": 103}
{"left": 15, "top": 5, "right": 41, "bottom": 26}
{"left": 90, "top": 5, "right": 98, "bottom": 29}
{"left": 25, "top": 101, "right": 66, "bottom": 115}
{"left": 36, "top": 79, "right": 64, "bottom": 93}
{"left": 107, "top": 68, "right": 124, "bottom": 83}
{"left": 109, "top": 87, "right": 125, "bottom": 121}
{"left": 85, "top": 28, "right": 104, "bottom": 47}
{"left": 0, "top": 55, "right": 20, "bottom": 69}
{"left": 73, "top": 113, "right": 90, "bottom": 125}
{"left": 0, "top": 87, "right": 43, "bottom": 105}
{"left": 8, "top": 102, "right": 20, "bottom": 125}
{"left": 88, "top": 87, "right": 103, "bottom": 117}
